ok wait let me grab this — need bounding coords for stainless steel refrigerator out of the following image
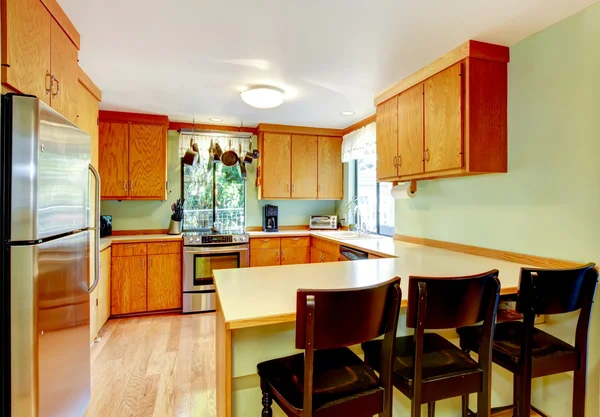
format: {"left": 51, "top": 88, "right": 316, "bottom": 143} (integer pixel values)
{"left": 0, "top": 94, "right": 100, "bottom": 417}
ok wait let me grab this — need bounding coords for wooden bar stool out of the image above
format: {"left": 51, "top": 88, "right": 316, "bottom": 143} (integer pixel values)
{"left": 257, "top": 276, "right": 402, "bottom": 417}
{"left": 458, "top": 263, "right": 598, "bottom": 417}
{"left": 362, "top": 270, "right": 500, "bottom": 417}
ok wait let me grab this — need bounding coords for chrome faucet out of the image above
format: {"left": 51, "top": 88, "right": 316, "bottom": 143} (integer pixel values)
{"left": 347, "top": 197, "right": 368, "bottom": 236}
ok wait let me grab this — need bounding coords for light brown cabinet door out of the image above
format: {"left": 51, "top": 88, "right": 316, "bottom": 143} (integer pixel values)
{"left": 49, "top": 18, "right": 78, "bottom": 123}
{"left": 147, "top": 254, "right": 181, "bottom": 311}
{"left": 250, "top": 249, "right": 281, "bottom": 267}
{"left": 376, "top": 97, "right": 398, "bottom": 180}
{"left": 317, "top": 137, "right": 343, "bottom": 199}
{"left": 262, "top": 133, "right": 291, "bottom": 199}
{"left": 322, "top": 251, "right": 340, "bottom": 262}
{"left": 76, "top": 84, "right": 100, "bottom": 167}
{"left": 398, "top": 83, "right": 424, "bottom": 176}
{"left": 2, "top": 0, "right": 51, "bottom": 105}
{"left": 111, "top": 255, "right": 147, "bottom": 315}
{"left": 310, "top": 248, "right": 323, "bottom": 263}
{"left": 97, "top": 248, "right": 111, "bottom": 330}
{"left": 129, "top": 123, "right": 166, "bottom": 199}
{"left": 291, "top": 135, "right": 318, "bottom": 198}
{"left": 99, "top": 122, "right": 129, "bottom": 198}
{"left": 424, "top": 63, "right": 463, "bottom": 173}
{"left": 281, "top": 247, "right": 310, "bottom": 265}
{"left": 89, "top": 285, "right": 98, "bottom": 343}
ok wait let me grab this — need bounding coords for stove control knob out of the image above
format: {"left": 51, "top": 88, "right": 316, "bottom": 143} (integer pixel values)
{"left": 189, "top": 237, "right": 194, "bottom": 243}
{"left": 196, "top": 237, "right": 201, "bottom": 243}
{"left": 233, "top": 236, "right": 239, "bottom": 242}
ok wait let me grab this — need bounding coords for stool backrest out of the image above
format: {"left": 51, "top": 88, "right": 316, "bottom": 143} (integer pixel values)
{"left": 406, "top": 270, "right": 501, "bottom": 330}
{"left": 517, "top": 263, "right": 598, "bottom": 315}
{"left": 296, "top": 276, "right": 401, "bottom": 350}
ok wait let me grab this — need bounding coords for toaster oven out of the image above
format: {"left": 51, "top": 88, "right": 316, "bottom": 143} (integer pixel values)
{"left": 309, "top": 215, "right": 338, "bottom": 230}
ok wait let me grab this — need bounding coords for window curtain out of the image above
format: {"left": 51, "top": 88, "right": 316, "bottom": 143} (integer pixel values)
{"left": 341, "top": 122, "right": 376, "bottom": 163}
{"left": 178, "top": 133, "right": 252, "bottom": 164}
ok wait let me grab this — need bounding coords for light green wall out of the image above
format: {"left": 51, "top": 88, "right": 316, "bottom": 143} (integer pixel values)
{"left": 394, "top": 3, "right": 600, "bottom": 415}
{"left": 101, "top": 131, "right": 336, "bottom": 230}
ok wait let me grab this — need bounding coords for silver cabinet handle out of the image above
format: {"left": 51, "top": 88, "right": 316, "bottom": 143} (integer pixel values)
{"left": 123, "top": 181, "right": 127, "bottom": 191}
{"left": 424, "top": 148, "right": 430, "bottom": 162}
{"left": 130, "top": 180, "right": 134, "bottom": 190}
{"left": 45, "top": 71, "right": 52, "bottom": 95}
{"left": 320, "top": 253, "right": 324, "bottom": 262}
{"left": 124, "top": 244, "right": 136, "bottom": 248}
{"left": 261, "top": 239, "right": 271, "bottom": 242}
{"left": 292, "top": 184, "right": 296, "bottom": 192}
{"left": 291, "top": 238, "right": 300, "bottom": 241}
{"left": 276, "top": 250, "right": 280, "bottom": 261}
{"left": 87, "top": 164, "right": 101, "bottom": 293}
{"left": 282, "top": 250, "right": 285, "bottom": 261}
{"left": 142, "top": 258, "right": 145, "bottom": 269}
{"left": 149, "top": 257, "right": 152, "bottom": 268}
{"left": 393, "top": 156, "right": 397, "bottom": 167}
{"left": 398, "top": 155, "right": 402, "bottom": 167}
{"left": 51, "top": 75, "right": 60, "bottom": 98}
{"left": 287, "top": 184, "right": 290, "bottom": 192}
{"left": 158, "top": 243, "right": 169, "bottom": 247}
{"left": 318, "top": 184, "right": 322, "bottom": 193}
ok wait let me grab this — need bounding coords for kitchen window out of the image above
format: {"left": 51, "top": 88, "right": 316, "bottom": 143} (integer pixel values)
{"left": 355, "top": 154, "right": 394, "bottom": 236}
{"left": 181, "top": 161, "right": 245, "bottom": 231}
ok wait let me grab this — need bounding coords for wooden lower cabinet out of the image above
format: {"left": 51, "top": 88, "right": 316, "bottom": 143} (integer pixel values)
{"left": 147, "top": 254, "right": 181, "bottom": 311}
{"left": 281, "top": 247, "right": 310, "bottom": 265}
{"left": 310, "top": 238, "right": 341, "bottom": 263}
{"left": 111, "top": 255, "right": 147, "bottom": 315}
{"left": 310, "top": 248, "right": 324, "bottom": 263}
{"left": 250, "top": 249, "right": 280, "bottom": 267}
{"left": 90, "top": 247, "right": 111, "bottom": 343}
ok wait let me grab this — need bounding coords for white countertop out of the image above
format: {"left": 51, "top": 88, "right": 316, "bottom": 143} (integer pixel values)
{"left": 214, "top": 240, "right": 533, "bottom": 329}
{"left": 100, "top": 234, "right": 182, "bottom": 251}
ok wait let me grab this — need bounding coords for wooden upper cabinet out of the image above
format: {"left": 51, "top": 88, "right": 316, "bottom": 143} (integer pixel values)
{"left": 129, "top": 123, "right": 166, "bottom": 199}
{"left": 2, "top": 0, "right": 52, "bottom": 104}
{"left": 424, "top": 63, "right": 463, "bottom": 173}
{"left": 262, "top": 133, "right": 291, "bottom": 199}
{"left": 99, "top": 122, "right": 129, "bottom": 198}
{"left": 49, "top": 18, "right": 79, "bottom": 123}
{"left": 317, "top": 137, "right": 343, "bottom": 199}
{"left": 374, "top": 40, "right": 508, "bottom": 182}
{"left": 376, "top": 96, "right": 398, "bottom": 180}
{"left": 397, "top": 83, "right": 424, "bottom": 176}
{"left": 77, "top": 82, "right": 100, "bottom": 166}
{"left": 291, "top": 135, "right": 318, "bottom": 199}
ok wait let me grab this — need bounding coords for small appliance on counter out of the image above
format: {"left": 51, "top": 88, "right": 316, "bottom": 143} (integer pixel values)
{"left": 100, "top": 215, "right": 112, "bottom": 237}
{"left": 309, "top": 215, "right": 338, "bottom": 230}
{"left": 263, "top": 204, "right": 278, "bottom": 232}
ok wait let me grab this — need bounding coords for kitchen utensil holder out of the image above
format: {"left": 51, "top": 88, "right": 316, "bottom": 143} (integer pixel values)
{"left": 168, "top": 219, "right": 182, "bottom": 235}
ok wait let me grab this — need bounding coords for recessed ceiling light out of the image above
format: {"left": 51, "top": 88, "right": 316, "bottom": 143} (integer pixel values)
{"left": 240, "top": 85, "right": 284, "bottom": 109}
{"left": 209, "top": 118, "right": 223, "bottom": 122}
{"left": 341, "top": 111, "right": 355, "bottom": 116}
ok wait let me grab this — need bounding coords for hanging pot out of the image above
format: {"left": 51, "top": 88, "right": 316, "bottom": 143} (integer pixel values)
{"left": 221, "top": 140, "right": 239, "bottom": 167}
{"left": 207, "top": 139, "right": 214, "bottom": 171}
{"left": 214, "top": 142, "right": 223, "bottom": 161}
{"left": 183, "top": 138, "right": 199, "bottom": 166}
{"left": 238, "top": 157, "right": 247, "bottom": 179}
{"left": 243, "top": 139, "right": 254, "bottom": 164}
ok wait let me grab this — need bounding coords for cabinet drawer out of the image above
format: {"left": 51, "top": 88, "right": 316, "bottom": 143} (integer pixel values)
{"left": 112, "top": 243, "right": 147, "bottom": 257}
{"left": 250, "top": 237, "right": 281, "bottom": 250}
{"left": 281, "top": 237, "right": 310, "bottom": 248}
{"left": 147, "top": 241, "right": 181, "bottom": 255}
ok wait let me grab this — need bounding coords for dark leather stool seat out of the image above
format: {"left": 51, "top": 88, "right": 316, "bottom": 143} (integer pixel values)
{"left": 257, "top": 348, "right": 381, "bottom": 412}
{"left": 363, "top": 333, "right": 482, "bottom": 402}
{"left": 459, "top": 322, "right": 578, "bottom": 376}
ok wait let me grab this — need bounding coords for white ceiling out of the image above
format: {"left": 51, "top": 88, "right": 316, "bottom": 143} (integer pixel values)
{"left": 60, "top": 0, "right": 596, "bottom": 129}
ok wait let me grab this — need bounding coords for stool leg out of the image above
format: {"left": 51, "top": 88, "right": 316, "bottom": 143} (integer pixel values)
{"left": 517, "top": 374, "right": 531, "bottom": 417}
{"left": 427, "top": 402, "right": 435, "bottom": 417}
{"left": 411, "top": 399, "right": 421, "bottom": 417}
{"left": 462, "top": 395, "right": 469, "bottom": 417}
{"left": 261, "top": 390, "right": 273, "bottom": 417}
{"left": 573, "top": 366, "right": 586, "bottom": 417}
{"left": 513, "top": 374, "right": 521, "bottom": 416}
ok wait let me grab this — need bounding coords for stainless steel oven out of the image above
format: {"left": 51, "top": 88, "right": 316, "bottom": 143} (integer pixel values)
{"left": 183, "top": 241, "right": 249, "bottom": 313}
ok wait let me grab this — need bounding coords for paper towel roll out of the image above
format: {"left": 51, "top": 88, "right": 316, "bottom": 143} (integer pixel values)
{"left": 390, "top": 182, "right": 417, "bottom": 199}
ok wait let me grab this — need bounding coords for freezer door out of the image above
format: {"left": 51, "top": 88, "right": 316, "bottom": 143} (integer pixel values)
{"left": 10, "top": 95, "right": 91, "bottom": 242}
{"left": 10, "top": 231, "right": 91, "bottom": 417}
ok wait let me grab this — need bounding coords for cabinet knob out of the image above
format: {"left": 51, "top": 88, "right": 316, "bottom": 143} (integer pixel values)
{"left": 281, "top": 250, "right": 285, "bottom": 261}
{"left": 149, "top": 258, "right": 152, "bottom": 268}
{"left": 398, "top": 155, "right": 402, "bottom": 167}
{"left": 393, "top": 156, "right": 397, "bottom": 168}
{"left": 130, "top": 180, "right": 134, "bottom": 190}
{"left": 276, "top": 251, "right": 280, "bottom": 261}
{"left": 45, "top": 71, "right": 52, "bottom": 95}
{"left": 424, "top": 148, "right": 430, "bottom": 162}
{"left": 123, "top": 181, "right": 127, "bottom": 191}
{"left": 142, "top": 258, "right": 145, "bottom": 269}
{"left": 51, "top": 76, "right": 60, "bottom": 98}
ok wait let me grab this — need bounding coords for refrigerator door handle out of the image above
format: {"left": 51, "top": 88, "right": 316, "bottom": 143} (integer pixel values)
{"left": 88, "top": 164, "right": 101, "bottom": 293}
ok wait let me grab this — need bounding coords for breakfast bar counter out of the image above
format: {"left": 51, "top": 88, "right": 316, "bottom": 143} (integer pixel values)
{"left": 214, "top": 241, "right": 538, "bottom": 417}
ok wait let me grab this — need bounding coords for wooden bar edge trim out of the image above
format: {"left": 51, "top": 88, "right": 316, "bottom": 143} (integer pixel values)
{"left": 78, "top": 67, "right": 102, "bottom": 101}
{"left": 227, "top": 313, "right": 297, "bottom": 330}
{"left": 374, "top": 40, "right": 509, "bottom": 106}
{"left": 169, "top": 121, "right": 257, "bottom": 135}
{"left": 342, "top": 114, "right": 376, "bottom": 136}
{"left": 39, "top": 0, "right": 81, "bottom": 49}
{"left": 111, "top": 229, "right": 170, "bottom": 236}
{"left": 393, "top": 234, "right": 583, "bottom": 269}
{"left": 257, "top": 123, "right": 343, "bottom": 137}
{"left": 99, "top": 110, "right": 169, "bottom": 126}
{"left": 245, "top": 225, "right": 309, "bottom": 232}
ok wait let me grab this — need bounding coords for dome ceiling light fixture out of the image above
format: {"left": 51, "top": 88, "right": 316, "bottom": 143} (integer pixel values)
{"left": 240, "top": 85, "right": 285, "bottom": 109}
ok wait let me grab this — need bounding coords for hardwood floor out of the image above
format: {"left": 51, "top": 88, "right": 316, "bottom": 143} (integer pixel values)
{"left": 86, "top": 313, "right": 216, "bottom": 417}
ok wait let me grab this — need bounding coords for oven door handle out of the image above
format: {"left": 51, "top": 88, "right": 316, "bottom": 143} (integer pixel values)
{"left": 184, "top": 246, "right": 249, "bottom": 255}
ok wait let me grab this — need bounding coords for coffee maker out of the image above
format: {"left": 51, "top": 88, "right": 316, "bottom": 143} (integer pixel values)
{"left": 263, "top": 204, "right": 278, "bottom": 232}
